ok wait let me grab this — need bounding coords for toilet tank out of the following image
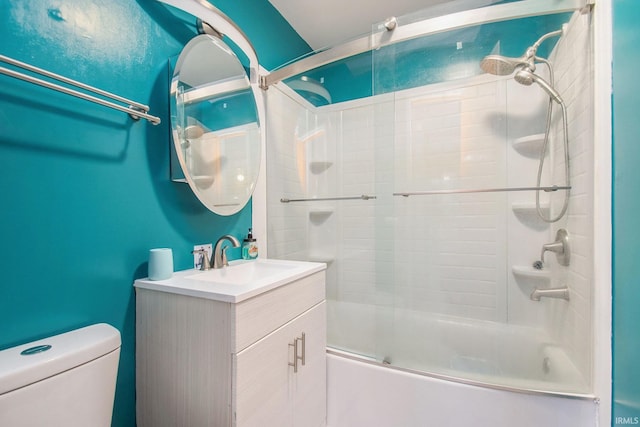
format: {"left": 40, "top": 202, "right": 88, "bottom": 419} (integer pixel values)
{"left": 0, "top": 323, "right": 121, "bottom": 427}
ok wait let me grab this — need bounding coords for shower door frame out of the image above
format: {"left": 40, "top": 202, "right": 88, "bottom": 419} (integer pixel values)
{"left": 259, "top": 0, "right": 589, "bottom": 90}
{"left": 258, "top": 0, "right": 611, "bottom": 424}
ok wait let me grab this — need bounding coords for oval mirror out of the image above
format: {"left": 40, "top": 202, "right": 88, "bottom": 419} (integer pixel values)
{"left": 170, "top": 34, "right": 261, "bottom": 216}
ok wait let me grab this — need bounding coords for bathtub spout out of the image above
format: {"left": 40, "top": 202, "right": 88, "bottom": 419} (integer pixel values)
{"left": 530, "top": 286, "right": 570, "bottom": 301}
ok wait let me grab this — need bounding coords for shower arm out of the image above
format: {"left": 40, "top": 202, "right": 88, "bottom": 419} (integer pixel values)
{"left": 520, "top": 27, "right": 565, "bottom": 72}
{"left": 532, "top": 28, "right": 564, "bottom": 51}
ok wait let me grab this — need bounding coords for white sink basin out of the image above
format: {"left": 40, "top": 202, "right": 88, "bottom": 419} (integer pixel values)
{"left": 134, "top": 259, "right": 326, "bottom": 303}
{"left": 185, "top": 260, "right": 298, "bottom": 285}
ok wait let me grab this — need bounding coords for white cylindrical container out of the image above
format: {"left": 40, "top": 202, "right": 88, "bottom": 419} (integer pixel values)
{"left": 148, "top": 247, "right": 173, "bottom": 280}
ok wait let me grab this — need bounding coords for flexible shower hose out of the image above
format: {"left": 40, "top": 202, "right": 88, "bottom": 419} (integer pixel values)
{"left": 534, "top": 58, "right": 570, "bottom": 223}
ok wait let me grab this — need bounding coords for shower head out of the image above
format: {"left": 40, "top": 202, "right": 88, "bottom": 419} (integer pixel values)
{"left": 480, "top": 26, "right": 565, "bottom": 77}
{"left": 514, "top": 67, "right": 564, "bottom": 105}
{"left": 480, "top": 26, "right": 566, "bottom": 105}
{"left": 480, "top": 45, "right": 539, "bottom": 77}
{"left": 479, "top": 54, "right": 527, "bottom": 76}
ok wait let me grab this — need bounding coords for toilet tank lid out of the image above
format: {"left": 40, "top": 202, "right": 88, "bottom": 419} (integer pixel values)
{"left": 0, "top": 323, "right": 121, "bottom": 395}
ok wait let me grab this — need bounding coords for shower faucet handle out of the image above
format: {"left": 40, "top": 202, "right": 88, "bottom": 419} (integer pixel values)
{"left": 191, "top": 249, "right": 211, "bottom": 271}
{"left": 540, "top": 229, "right": 570, "bottom": 266}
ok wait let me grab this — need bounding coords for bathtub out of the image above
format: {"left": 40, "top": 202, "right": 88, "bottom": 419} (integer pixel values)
{"left": 326, "top": 301, "right": 599, "bottom": 427}
{"left": 326, "top": 352, "right": 598, "bottom": 427}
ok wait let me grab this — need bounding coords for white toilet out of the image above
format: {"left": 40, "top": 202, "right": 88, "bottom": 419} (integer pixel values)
{"left": 0, "top": 323, "right": 121, "bottom": 427}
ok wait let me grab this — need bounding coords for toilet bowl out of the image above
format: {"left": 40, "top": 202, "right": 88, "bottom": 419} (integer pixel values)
{"left": 0, "top": 323, "right": 121, "bottom": 427}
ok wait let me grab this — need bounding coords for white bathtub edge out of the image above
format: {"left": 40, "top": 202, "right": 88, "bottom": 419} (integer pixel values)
{"left": 327, "top": 352, "right": 599, "bottom": 427}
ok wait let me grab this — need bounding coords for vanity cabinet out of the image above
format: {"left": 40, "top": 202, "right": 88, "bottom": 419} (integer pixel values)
{"left": 135, "top": 269, "right": 326, "bottom": 427}
{"left": 234, "top": 302, "right": 326, "bottom": 427}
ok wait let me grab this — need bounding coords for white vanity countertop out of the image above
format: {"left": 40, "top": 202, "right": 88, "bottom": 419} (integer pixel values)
{"left": 134, "top": 258, "right": 326, "bottom": 303}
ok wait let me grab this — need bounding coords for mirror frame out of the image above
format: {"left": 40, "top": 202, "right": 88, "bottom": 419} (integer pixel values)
{"left": 163, "top": 0, "right": 266, "bottom": 216}
{"left": 170, "top": 33, "right": 263, "bottom": 216}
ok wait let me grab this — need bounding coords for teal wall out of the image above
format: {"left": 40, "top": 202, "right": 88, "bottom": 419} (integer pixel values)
{"left": 4, "top": 0, "right": 636, "bottom": 425}
{"left": 613, "top": 0, "right": 640, "bottom": 424}
{"left": 0, "top": 1, "right": 309, "bottom": 426}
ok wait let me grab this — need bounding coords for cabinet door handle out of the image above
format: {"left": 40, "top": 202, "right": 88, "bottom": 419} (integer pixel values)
{"left": 299, "top": 332, "right": 306, "bottom": 367}
{"left": 289, "top": 333, "right": 306, "bottom": 373}
{"left": 288, "top": 339, "right": 299, "bottom": 373}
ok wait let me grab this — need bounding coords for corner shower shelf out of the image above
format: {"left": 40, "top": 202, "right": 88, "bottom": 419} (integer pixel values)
{"left": 511, "top": 203, "right": 551, "bottom": 230}
{"left": 512, "top": 203, "right": 550, "bottom": 217}
{"left": 512, "top": 265, "right": 551, "bottom": 281}
{"left": 512, "top": 134, "right": 546, "bottom": 157}
{"left": 192, "top": 175, "right": 214, "bottom": 184}
{"left": 307, "top": 253, "right": 335, "bottom": 264}
{"left": 309, "top": 161, "right": 333, "bottom": 174}
{"left": 309, "top": 210, "right": 334, "bottom": 224}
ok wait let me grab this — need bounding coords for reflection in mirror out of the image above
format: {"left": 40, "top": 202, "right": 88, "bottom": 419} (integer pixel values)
{"left": 171, "top": 34, "right": 261, "bottom": 216}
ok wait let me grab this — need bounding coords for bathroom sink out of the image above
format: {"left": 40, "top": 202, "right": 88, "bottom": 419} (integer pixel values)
{"left": 185, "top": 259, "right": 298, "bottom": 285}
{"left": 134, "top": 258, "right": 325, "bottom": 303}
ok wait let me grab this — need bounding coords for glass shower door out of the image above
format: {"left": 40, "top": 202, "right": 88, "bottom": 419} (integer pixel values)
{"left": 267, "top": 0, "right": 593, "bottom": 394}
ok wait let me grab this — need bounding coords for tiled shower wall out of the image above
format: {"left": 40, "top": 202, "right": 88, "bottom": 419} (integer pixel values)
{"left": 544, "top": 10, "right": 594, "bottom": 384}
{"left": 266, "top": 10, "right": 592, "bottom": 383}
{"left": 392, "top": 78, "right": 509, "bottom": 322}
{"left": 265, "top": 88, "right": 313, "bottom": 261}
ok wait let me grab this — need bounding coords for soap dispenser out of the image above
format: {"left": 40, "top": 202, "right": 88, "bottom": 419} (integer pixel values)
{"left": 242, "top": 228, "right": 258, "bottom": 260}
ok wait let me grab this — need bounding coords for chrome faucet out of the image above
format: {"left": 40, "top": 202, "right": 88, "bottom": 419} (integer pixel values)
{"left": 213, "top": 234, "right": 241, "bottom": 269}
{"left": 530, "top": 286, "right": 570, "bottom": 301}
{"left": 540, "top": 229, "right": 570, "bottom": 266}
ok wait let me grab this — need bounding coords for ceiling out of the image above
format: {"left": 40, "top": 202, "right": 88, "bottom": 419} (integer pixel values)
{"left": 267, "top": 0, "right": 503, "bottom": 51}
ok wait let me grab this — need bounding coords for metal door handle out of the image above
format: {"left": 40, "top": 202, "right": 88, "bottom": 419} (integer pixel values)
{"left": 299, "top": 333, "right": 306, "bottom": 367}
{"left": 288, "top": 338, "right": 299, "bottom": 373}
{"left": 288, "top": 333, "right": 306, "bottom": 372}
